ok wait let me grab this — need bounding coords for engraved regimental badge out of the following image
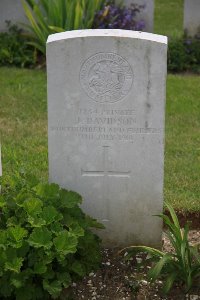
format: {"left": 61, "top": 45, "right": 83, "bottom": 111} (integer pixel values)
{"left": 80, "top": 53, "right": 133, "bottom": 103}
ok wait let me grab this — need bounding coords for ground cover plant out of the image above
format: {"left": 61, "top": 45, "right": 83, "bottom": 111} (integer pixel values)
{"left": 121, "top": 202, "right": 200, "bottom": 294}
{"left": 0, "top": 22, "right": 36, "bottom": 68}
{"left": 168, "top": 36, "right": 200, "bottom": 73}
{"left": 0, "top": 174, "right": 103, "bottom": 299}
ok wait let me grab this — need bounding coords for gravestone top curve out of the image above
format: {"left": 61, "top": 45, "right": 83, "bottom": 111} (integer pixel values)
{"left": 47, "top": 29, "right": 167, "bottom": 45}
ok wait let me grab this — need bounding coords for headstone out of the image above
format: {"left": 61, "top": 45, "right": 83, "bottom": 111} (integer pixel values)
{"left": 122, "top": 0, "right": 154, "bottom": 32}
{"left": 47, "top": 29, "right": 167, "bottom": 248}
{"left": 184, "top": 0, "right": 200, "bottom": 37}
{"left": 0, "top": 0, "right": 28, "bottom": 32}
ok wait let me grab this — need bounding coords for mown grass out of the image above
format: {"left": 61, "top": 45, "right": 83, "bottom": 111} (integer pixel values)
{"left": 165, "top": 75, "right": 200, "bottom": 211}
{"left": 0, "top": 68, "right": 48, "bottom": 181}
{"left": 0, "top": 68, "right": 200, "bottom": 211}
{"left": 154, "top": 0, "right": 184, "bottom": 38}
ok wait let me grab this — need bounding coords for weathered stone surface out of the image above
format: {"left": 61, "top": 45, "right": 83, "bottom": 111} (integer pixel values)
{"left": 122, "top": 0, "right": 154, "bottom": 32}
{"left": 0, "top": 0, "right": 28, "bottom": 32}
{"left": 47, "top": 29, "right": 167, "bottom": 247}
{"left": 184, "top": 0, "right": 200, "bottom": 37}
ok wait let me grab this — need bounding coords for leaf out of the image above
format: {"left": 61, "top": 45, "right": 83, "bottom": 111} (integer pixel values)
{"left": 34, "top": 262, "right": 47, "bottom": 274}
{"left": 71, "top": 261, "right": 86, "bottom": 277}
{"left": 53, "top": 230, "right": 78, "bottom": 255}
{"left": 17, "top": 241, "right": 30, "bottom": 257}
{"left": 69, "top": 223, "right": 84, "bottom": 237}
{"left": 148, "top": 254, "right": 173, "bottom": 282}
{"left": 119, "top": 245, "right": 164, "bottom": 258}
{"left": 49, "top": 25, "right": 65, "bottom": 32}
{"left": 27, "top": 215, "right": 46, "bottom": 227}
{"left": 165, "top": 201, "right": 181, "bottom": 231}
{"left": 8, "top": 226, "right": 28, "bottom": 242}
{"left": 42, "top": 206, "right": 62, "bottom": 224}
{"left": 15, "top": 283, "right": 35, "bottom": 300}
{"left": 0, "top": 195, "right": 6, "bottom": 208}
{"left": 5, "top": 257, "right": 24, "bottom": 273}
{"left": 0, "top": 275, "right": 13, "bottom": 297}
{"left": 0, "top": 231, "right": 7, "bottom": 250}
{"left": 6, "top": 216, "right": 18, "bottom": 227}
{"left": 163, "top": 272, "right": 178, "bottom": 294}
{"left": 23, "top": 198, "right": 43, "bottom": 215}
{"left": 50, "top": 222, "right": 63, "bottom": 235}
{"left": 60, "top": 189, "right": 82, "bottom": 208}
{"left": 28, "top": 227, "right": 52, "bottom": 249}
{"left": 85, "top": 215, "right": 105, "bottom": 229}
{"left": 11, "top": 278, "right": 23, "bottom": 288}
{"left": 15, "top": 192, "right": 32, "bottom": 207}
{"left": 10, "top": 267, "right": 31, "bottom": 289}
{"left": 57, "top": 272, "right": 71, "bottom": 288}
{"left": 43, "top": 279, "right": 62, "bottom": 297}
{"left": 0, "top": 248, "right": 7, "bottom": 267}
{"left": 34, "top": 183, "right": 60, "bottom": 199}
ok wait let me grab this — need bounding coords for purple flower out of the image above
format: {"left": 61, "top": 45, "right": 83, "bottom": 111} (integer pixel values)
{"left": 93, "top": 2, "right": 146, "bottom": 31}
{"left": 135, "top": 20, "right": 145, "bottom": 31}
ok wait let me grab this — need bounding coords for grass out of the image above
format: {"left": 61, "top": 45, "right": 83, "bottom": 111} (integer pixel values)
{"left": 154, "top": 0, "right": 184, "bottom": 38}
{"left": 0, "top": 68, "right": 200, "bottom": 212}
{"left": 0, "top": 68, "right": 48, "bottom": 181}
{"left": 165, "top": 75, "right": 200, "bottom": 211}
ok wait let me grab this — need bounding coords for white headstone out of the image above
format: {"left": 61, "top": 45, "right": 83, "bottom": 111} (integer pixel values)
{"left": 122, "top": 0, "right": 154, "bottom": 32}
{"left": 47, "top": 29, "right": 167, "bottom": 248}
{"left": 0, "top": 0, "right": 28, "bottom": 32}
{"left": 184, "top": 0, "right": 200, "bottom": 37}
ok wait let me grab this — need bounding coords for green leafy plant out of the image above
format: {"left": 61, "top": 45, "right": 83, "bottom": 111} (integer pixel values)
{"left": 168, "top": 36, "right": 200, "bottom": 73}
{"left": 0, "top": 173, "right": 104, "bottom": 299}
{"left": 22, "top": 0, "right": 105, "bottom": 54}
{"left": 0, "top": 21, "right": 36, "bottom": 67}
{"left": 121, "top": 202, "right": 200, "bottom": 294}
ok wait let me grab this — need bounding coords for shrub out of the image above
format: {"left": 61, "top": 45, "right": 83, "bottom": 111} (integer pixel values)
{"left": 0, "top": 173, "right": 103, "bottom": 299}
{"left": 0, "top": 22, "right": 36, "bottom": 68}
{"left": 93, "top": 1, "right": 145, "bottom": 30}
{"left": 22, "top": 0, "right": 105, "bottom": 54}
{"left": 168, "top": 36, "right": 200, "bottom": 73}
{"left": 121, "top": 202, "right": 200, "bottom": 294}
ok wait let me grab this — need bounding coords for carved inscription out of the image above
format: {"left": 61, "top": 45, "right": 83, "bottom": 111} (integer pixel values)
{"left": 50, "top": 107, "right": 162, "bottom": 142}
{"left": 80, "top": 53, "right": 133, "bottom": 103}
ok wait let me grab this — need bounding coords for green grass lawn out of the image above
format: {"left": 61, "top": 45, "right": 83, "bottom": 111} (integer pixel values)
{"left": 0, "top": 68, "right": 200, "bottom": 212}
{"left": 165, "top": 75, "right": 200, "bottom": 211}
{"left": 154, "top": 0, "right": 184, "bottom": 38}
{"left": 0, "top": 68, "right": 48, "bottom": 181}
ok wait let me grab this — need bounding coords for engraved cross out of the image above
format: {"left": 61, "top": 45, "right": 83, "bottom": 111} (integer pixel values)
{"left": 81, "top": 146, "right": 131, "bottom": 178}
{"left": 81, "top": 146, "right": 130, "bottom": 222}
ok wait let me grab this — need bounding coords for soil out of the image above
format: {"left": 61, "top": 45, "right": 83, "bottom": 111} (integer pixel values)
{"left": 69, "top": 229, "right": 200, "bottom": 300}
{"left": 165, "top": 211, "right": 200, "bottom": 230}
